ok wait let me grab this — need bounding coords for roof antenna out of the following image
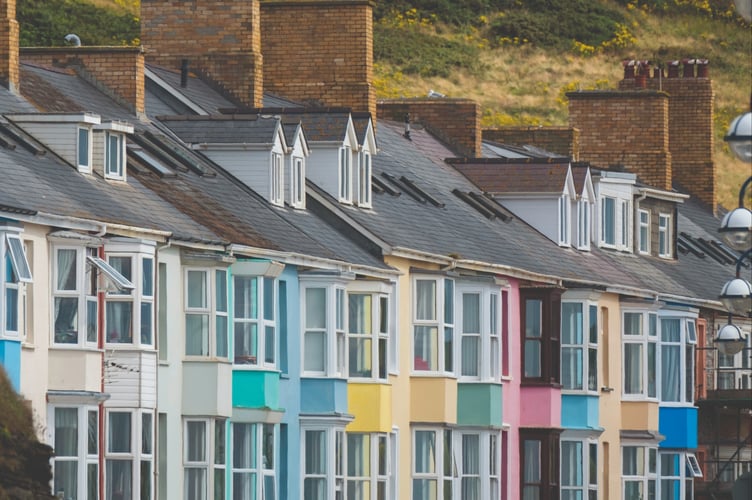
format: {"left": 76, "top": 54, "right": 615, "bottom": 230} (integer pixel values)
{"left": 64, "top": 34, "right": 81, "bottom": 47}
{"left": 404, "top": 113, "right": 411, "bottom": 141}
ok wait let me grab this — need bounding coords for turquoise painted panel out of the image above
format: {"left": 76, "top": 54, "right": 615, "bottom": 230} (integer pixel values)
{"left": 561, "top": 394, "right": 600, "bottom": 430}
{"left": 659, "top": 406, "right": 698, "bottom": 449}
{"left": 300, "top": 378, "right": 348, "bottom": 414}
{"left": 457, "top": 383, "right": 503, "bottom": 426}
{"left": 0, "top": 339, "right": 21, "bottom": 392}
{"left": 232, "top": 370, "right": 281, "bottom": 409}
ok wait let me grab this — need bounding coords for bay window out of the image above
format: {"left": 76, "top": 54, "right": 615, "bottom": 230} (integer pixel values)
{"left": 50, "top": 405, "right": 99, "bottom": 500}
{"left": 2, "top": 230, "right": 32, "bottom": 337}
{"left": 659, "top": 452, "right": 701, "bottom": 500}
{"left": 457, "top": 285, "right": 502, "bottom": 381}
{"left": 106, "top": 409, "right": 154, "bottom": 500}
{"left": 521, "top": 288, "right": 562, "bottom": 384}
{"left": 232, "top": 422, "right": 276, "bottom": 500}
{"left": 105, "top": 250, "right": 155, "bottom": 347}
{"left": 301, "top": 273, "right": 351, "bottom": 377}
{"left": 561, "top": 300, "right": 598, "bottom": 392}
{"left": 520, "top": 429, "right": 559, "bottom": 500}
{"left": 184, "top": 418, "right": 227, "bottom": 500}
{"left": 622, "top": 310, "right": 658, "bottom": 399}
{"left": 659, "top": 313, "right": 697, "bottom": 404}
{"left": 561, "top": 438, "right": 598, "bottom": 500}
{"left": 622, "top": 445, "right": 657, "bottom": 499}
{"left": 234, "top": 276, "right": 276, "bottom": 367}
{"left": 413, "top": 277, "right": 454, "bottom": 373}
{"left": 301, "top": 422, "right": 350, "bottom": 500}
{"left": 184, "top": 268, "right": 229, "bottom": 358}
{"left": 348, "top": 286, "right": 390, "bottom": 380}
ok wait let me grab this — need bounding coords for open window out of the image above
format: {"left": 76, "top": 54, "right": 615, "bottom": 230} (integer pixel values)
{"left": 6, "top": 233, "right": 32, "bottom": 282}
{"left": 87, "top": 256, "right": 134, "bottom": 292}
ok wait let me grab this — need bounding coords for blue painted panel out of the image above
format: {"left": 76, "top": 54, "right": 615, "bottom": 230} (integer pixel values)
{"left": 0, "top": 339, "right": 21, "bottom": 392}
{"left": 561, "top": 394, "right": 601, "bottom": 430}
{"left": 300, "top": 378, "right": 349, "bottom": 414}
{"left": 232, "top": 370, "right": 281, "bottom": 409}
{"left": 659, "top": 406, "right": 698, "bottom": 449}
{"left": 457, "top": 383, "right": 503, "bottom": 426}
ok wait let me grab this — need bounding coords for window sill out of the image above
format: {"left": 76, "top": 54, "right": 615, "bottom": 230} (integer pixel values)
{"left": 182, "top": 357, "right": 232, "bottom": 364}
{"left": 500, "top": 375, "right": 513, "bottom": 382}
{"left": 301, "top": 374, "right": 348, "bottom": 380}
{"left": 520, "top": 381, "right": 563, "bottom": 389}
{"left": 409, "top": 372, "right": 458, "bottom": 379}
{"left": 21, "top": 342, "right": 36, "bottom": 351}
{"left": 347, "top": 379, "right": 391, "bottom": 386}
{"left": 231, "top": 365, "right": 281, "bottom": 373}
{"left": 50, "top": 345, "right": 103, "bottom": 352}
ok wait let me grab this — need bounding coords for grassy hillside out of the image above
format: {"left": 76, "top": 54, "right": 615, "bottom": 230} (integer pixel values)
{"left": 19, "top": 0, "right": 751, "bottom": 209}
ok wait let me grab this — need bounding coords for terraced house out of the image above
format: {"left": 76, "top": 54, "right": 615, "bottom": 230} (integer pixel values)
{"left": 0, "top": 0, "right": 749, "bottom": 499}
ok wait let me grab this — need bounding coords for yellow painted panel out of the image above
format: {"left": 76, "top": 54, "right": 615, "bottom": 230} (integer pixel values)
{"left": 410, "top": 377, "right": 457, "bottom": 423}
{"left": 347, "top": 382, "right": 392, "bottom": 433}
{"left": 621, "top": 400, "right": 660, "bottom": 430}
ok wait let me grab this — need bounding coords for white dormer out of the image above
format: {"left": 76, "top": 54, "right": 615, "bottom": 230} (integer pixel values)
{"left": 305, "top": 114, "right": 359, "bottom": 205}
{"left": 593, "top": 170, "right": 637, "bottom": 252}
{"left": 94, "top": 121, "right": 134, "bottom": 181}
{"left": 5, "top": 112, "right": 102, "bottom": 174}
{"left": 285, "top": 123, "right": 310, "bottom": 209}
{"left": 558, "top": 167, "right": 577, "bottom": 247}
{"left": 573, "top": 167, "right": 595, "bottom": 251}
{"left": 355, "top": 117, "right": 377, "bottom": 209}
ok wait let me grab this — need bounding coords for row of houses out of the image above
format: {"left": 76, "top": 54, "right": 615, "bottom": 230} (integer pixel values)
{"left": 0, "top": 1, "right": 749, "bottom": 499}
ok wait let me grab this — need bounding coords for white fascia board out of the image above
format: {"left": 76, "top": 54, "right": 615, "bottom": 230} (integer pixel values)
{"left": 144, "top": 67, "right": 209, "bottom": 116}
{"left": 344, "top": 114, "right": 359, "bottom": 148}
{"left": 94, "top": 121, "right": 134, "bottom": 134}
{"left": 6, "top": 112, "right": 101, "bottom": 124}
{"left": 637, "top": 186, "right": 689, "bottom": 203}
{"left": 361, "top": 118, "right": 378, "bottom": 153}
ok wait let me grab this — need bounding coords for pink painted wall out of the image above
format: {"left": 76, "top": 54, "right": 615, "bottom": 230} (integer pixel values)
{"left": 502, "top": 277, "right": 521, "bottom": 500}
{"left": 519, "top": 385, "right": 562, "bottom": 426}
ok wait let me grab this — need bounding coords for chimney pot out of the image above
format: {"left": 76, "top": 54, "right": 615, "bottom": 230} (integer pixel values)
{"left": 682, "top": 59, "right": 695, "bottom": 78}
{"left": 667, "top": 61, "right": 680, "bottom": 78}
{"left": 622, "top": 59, "right": 636, "bottom": 79}
{"left": 696, "top": 59, "right": 709, "bottom": 78}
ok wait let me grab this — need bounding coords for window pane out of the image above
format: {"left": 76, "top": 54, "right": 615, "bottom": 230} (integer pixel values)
{"left": 304, "top": 331, "right": 326, "bottom": 372}
{"left": 624, "top": 313, "right": 642, "bottom": 335}
{"left": 347, "top": 434, "right": 370, "bottom": 476}
{"left": 55, "top": 408, "right": 78, "bottom": 456}
{"left": 106, "top": 301, "right": 133, "bottom": 343}
{"left": 648, "top": 342, "right": 657, "bottom": 398}
{"left": 589, "top": 305, "right": 598, "bottom": 344}
{"left": 414, "top": 431, "right": 436, "bottom": 474}
{"left": 661, "top": 345, "right": 681, "bottom": 402}
{"left": 140, "top": 257, "right": 153, "bottom": 297}
{"left": 142, "top": 413, "right": 153, "bottom": 454}
{"left": 263, "top": 424, "right": 274, "bottom": 470}
{"left": 57, "top": 249, "right": 77, "bottom": 290}
{"left": 588, "top": 347, "right": 598, "bottom": 392}
{"left": 108, "top": 412, "right": 131, "bottom": 453}
{"left": 462, "top": 294, "right": 480, "bottom": 333}
{"left": 141, "top": 302, "right": 153, "bottom": 344}
{"left": 603, "top": 198, "right": 615, "bottom": 244}
{"left": 215, "top": 421, "right": 226, "bottom": 465}
{"left": 186, "top": 314, "right": 209, "bottom": 356}
{"left": 349, "top": 337, "right": 372, "bottom": 378}
{"left": 562, "top": 303, "right": 583, "bottom": 344}
{"left": 234, "top": 322, "right": 258, "bottom": 364}
{"left": 55, "top": 297, "right": 79, "bottom": 343}
{"left": 306, "top": 288, "right": 326, "bottom": 328}
{"left": 87, "top": 299, "right": 98, "bottom": 343}
{"left": 88, "top": 410, "right": 98, "bottom": 455}
{"left": 524, "top": 340, "right": 541, "bottom": 378}
{"left": 109, "top": 257, "right": 132, "bottom": 293}
{"left": 5, "top": 287, "right": 17, "bottom": 331}
{"left": 141, "top": 460, "right": 152, "bottom": 500}
{"left": 187, "top": 271, "right": 207, "bottom": 308}
{"left": 461, "top": 336, "right": 480, "bottom": 377}
{"left": 265, "top": 326, "right": 275, "bottom": 364}
{"left": 523, "top": 440, "right": 541, "bottom": 481}
{"left": 215, "top": 270, "right": 227, "bottom": 312}
{"left": 185, "top": 469, "right": 206, "bottom": 500}
{"left": 55, "top": 461, "right": 78, "bottom": 499}
{"left": 444, "top": 280, "right": 454, "bottom": 324}
{"left": 233, "top": 423, "right": 256, "bottom": 469}
{"left": 88, "top": 463, "right": 98, "bottom": 500}
{"left": 415, "top": 280, "right": 436, "bottom": 320}
{"left": 561, "top": 441, "right": 583, "bottom": 486}
{"left": 264, "top": 277, "right": 274, "bottom": 321}
{"left": 216, "top": 315, "right": 228, "bottom": 358}
{"left": 525, "top": 300, "right": 542, "bottom": 338}
{"left": 412, "top": 479, "right": 437, "bottom": 500}
{"left": 413, "top": 326, "right": 437, "bottom": 371}
{"left": 305, "top": 430, "right": 326, "bottom": 474}
{"left": 562, "top": 347, "right": 583, "bottom": 390}
{"left": 186, "top": 421, "right": 206, "bottom": 462}
{"left": 78, "top": 128, "right": 89, "bottom": 167}
{"left": 624, "top": 344, "right": 643, "bottom": 394}
{"left": 235, "top": 277, "right": 258, "bottom": 319}
{"left": 106, "top": 460, "right": 132, "bottom": 500}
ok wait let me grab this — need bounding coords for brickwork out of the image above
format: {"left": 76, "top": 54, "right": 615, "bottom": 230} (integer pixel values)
{"left": 21, "top": 47, "right": 145, "bottom": 115}
{"left": 141, "top": 0, "right": 263, "bottom": 108}
{"left": 378, "top": 99, "right": 481, "bottom": 158}
{"left": 568, "top": 90, "right": 673, "bottom": 190}
{"left": 0, "top": 0, "right": 19, "bottom": 92}
{"left": 619, "top": 61, "right": 715, "bottom": 208}
{"left": 261, "top": 0, "right": 375, "bottom": 118}
{"left": 482, "top": 127, "right": 580, "bottom": 160}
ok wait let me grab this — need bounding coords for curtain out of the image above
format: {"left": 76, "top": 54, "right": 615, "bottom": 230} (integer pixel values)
{"left": 461, "top": 336, "right": 479, "bottom": 377}
{"left": 186, "top": 421, "right": 206, "bottom": 462}
{"left": 414, "top": 431, "right": 436, "bottom": 474}
{"left": 305, "top": 431, "right": 326, "bottom": 475}
{"left": 523, "top": 440, "right": 540, "bottom": 482}
{"left": 106, "top": 459, "right": 133, "bottom": 500}
{"left": 347, "top": 434, "right": 370, "bottom": 477}
{"left": 562, "top": 347, "right": 583, "bottom": 390}
{"left": 461, "top": 294, "right": 480, "bottom": 377}
{"left": 661, "top": 319, "right": 681, "bottom": 342}
{"left": 624, "top": 344, "right": 642, "bottom": 394}
{"left": 413, "top": 326, "right": 437, "bottom": 371}
{"left": 106, "top": 301, "right": 133, "bottom": 343}
{"left": 461, "top": 435, "right": 480, "bottom": 498}
{"left": 54, "top": 461, "right": 78, "bottom": 500}
{"left": 415, "top": 280, "right": 436, "bottom": 320}
{"left": 233, "top": 473, "right": 254, "bottom": 500}
{"left": 561, "top": 441, "right": 582, "bottom": 487}
{"left": 184, "top": 469, "right": 206, "bottom": 500}
{"left": 233, "top": 423, "right": 255, "bottom": 469}
{"left": 185, "top": 314, "right": 209, "bottom": 356}
{"left": 108, "top": 412, "right": 131, "bottom": 453}
{"left": 57, "top": 249, "right": 77, "bottom": 290}
{"left": 662, "top": 345, "right": 680, "bottom": 402}
{"left": 304, "top": 332, "right": 326, "bottom": 372}
{"left": 55, "top": 408, "right": 78, "bottom": 457}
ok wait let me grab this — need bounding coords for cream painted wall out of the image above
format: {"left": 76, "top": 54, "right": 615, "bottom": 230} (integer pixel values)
{"left": 598, "top": 293, "right": 622, "bottom": 500}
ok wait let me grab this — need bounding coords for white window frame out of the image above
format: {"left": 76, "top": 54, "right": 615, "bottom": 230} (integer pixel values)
{"left": 184, "top": 418, "right": 227, "bottom": 500}
{"left": 271, "top": 152, "right": 284, "bottom": 206}
{"left": 577, "top": 198, "right": 591, "bottom": 250}
{"left": 599, "top": 194, "right": 631, "bottom": 251}
{"left": 560, "top": 438, "right": 598, "bottom": 500}
{"left": 339, "top": 145, "right": 352, "bottom": 203}
{"left": 233, "top": 275, "right": 277, "bottom": 368}
{"left": 104, "top": 251, "right": 154, "bottom": 348}
{"left": 345, "top": 432, "right": 390, "bottom": 500}
{"left": 658, "top": 451, "right": 700, "bottom": 500}
{"left": 52, "top": 246, "right": 102, "bottom": 347}
{"left": 559, "top": 194, "right": 571, "bottom": 247}
{"left": 622, "top": 309, "right": 659, "bottom": 400}
{"left": 658, "top": 213, "right": 672, "bottom": 258}
{"left": 231, "top": 422, "right": 277, "bottom": 500}
{"left": 105, "top": 409, "right": 153, "bottom": 500}
{"left": 561, "top": 299, "right": 599, "bottom": 394}
{"left": 456, "top": 284, "right": 502, "bottom": 381}
{"left": 105, "top": 131, "right": 126, "bottom": 180}
{"left": 77, "top": 126, "right": 92, "bottom": 173}
{"left": 412, "top": 276, "right": 454, "bottom": 374}
{"left": 621, "top": 445, "right": 657, "bottom": 500}
{"left": 291, "top": 156, "right": 305, "bottom": 209}
{"left": 184, "top": 268, "right": 229, "bottom": 358}
{"left": 301, "top": 275, "right": 351, "bottom": 377}
{"left": 2, "top": 231, "right": 32, "bottom": 338}
{"left": 658, "top": 312, "right": 697, "bottom": 405}
{"left": 357, "top": 150, "right": 372, "bottom": 208}
{"left": 49, "top": 405, "right": 100, "bottom": 500}
{"left": 301, "top": 421, "right": 349, "bottom": 500}
{"left": 638, "top": 209, "right": 650, "bottom": 254}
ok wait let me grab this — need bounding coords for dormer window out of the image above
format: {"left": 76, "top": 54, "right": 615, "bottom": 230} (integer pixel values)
{"left": 558, "top": 194, "right": 571, "bottom": 247}
{"left": 291, "top": 156, "right": 305, "bottom": 209}
{"left": 638, "top": 209, "right": 650, "bottom": 254}
{"left": 358, "top": 151, "right": 372, "bottom": 208}
{"left": 271, "top": 152, "right": 283, "bottom": 206}
{"left": 105, "top": 132, "right": 126, "bottom": 180}
{"left": 77, "top": 127, "right": 92, "bottom": 173}
{"left": 599, "top": 196, "right": 631, "bottom": 251}
{"left": 339, "top": 145, "right": 352, "bottom": 203}
{"left": 577, "top": 199, "right": 591, "bottom": 250}
{"left": 658, "top": 213, "right": 672, "bottom": 258}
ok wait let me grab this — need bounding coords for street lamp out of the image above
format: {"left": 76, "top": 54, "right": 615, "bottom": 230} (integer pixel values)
{"left": 716, "top": 322, "right": 747, "bottom": 355}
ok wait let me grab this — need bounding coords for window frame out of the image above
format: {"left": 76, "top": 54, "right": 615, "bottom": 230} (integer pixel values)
{"left": 183, "top": 267, "right": 229, "bottom": 359}
{"left": 560, "top": 437, "right": 598, "bottom": 500}
{"left": 622, "top": 308, "right": 659, "bottom": 400}
{"left": 104, "top": 131, "right": 126, "bottom": 180}
{"left": 300, "top": 421, "right": 350, "bottom": 500}
{"left": 52, "top": 246, "right": 102, "bottom": 348}
{"left": 599, "top": 194, "right": 631, "bottom": 251}
{"left": 105, "top": 408, "right": 154, "bottom": 500}
{"left": 103, "top": 250, "right": 154, "bottom": 348}
{"left": 183, "top": 418, "right": 227, "bottom": 500}
{"left": 49, "top": 404, "right": 100, "bottom": 500}
{"left": 520, "top": 429, "right": 560, "bottom": 500}
{"left": 456, "top": 284, "right": 503, "bottom": 382}
{"left": 559, "top": 193, "right": 571, "bottom": 247}
{"left": 658, "top": 212, "right": 672, "bottom": 258}
{"left": 357, "top": 150, "right": 372, "bottom": 208}
{"left": 291, "top": 156, "right": 305, "bottom": 209}
{"left": 347, "top": 282, "right": 392, "bottom": 381}
{"left": 561, "top": 298, "right": 599, "bottom": 394}
{"left": 621, "top": 445, "right": 657, "bottom": 500}
{"left": 577, "top": 198, "right": 591, "bottom": 250}
{"left": 638, "top": 208, "right": 650, "bottom": 255}
{"left": 233, "top": 275, "right": 277, "bottom": 368}
{"left": 339, "top": 145, "right": 353, "bottom": 203}
{"left": 520, "top": 288, "right": 562, "bottom": 385}
{"left": 77, "top": 126, "right": 92, "bottom": 173}
{"left": 658, "top": 312, "right": 697, "bottom": 405}
{"left": 231, "top": 422, "right": 277, "bottom": 500}
{"left": 271, "top": 151, "right": 284, "bottom": 206}
{"left": 2, "top": 231, "right": 32, "bottom": 339}
{"left": 412, "top": 276, "right": 454, "bottom": 374}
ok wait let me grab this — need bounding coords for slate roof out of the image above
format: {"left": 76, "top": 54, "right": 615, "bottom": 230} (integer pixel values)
{"left": 452, "top": 161, "right": 570, "bottom": 194}
{"left": 147, "top": 65, "right": 238, "bottom": 114}
{"left": 159, "top": 115, "right": 281, "bottom": 145}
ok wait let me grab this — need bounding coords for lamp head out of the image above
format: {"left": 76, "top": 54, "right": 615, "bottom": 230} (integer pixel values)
{"left": 716, "top": 323, "right": 748, "bottom": 355}
{"left": 724, "top": 111, "right": 752, "bottom": 163}
{"left": 719, "top": 207, "right": 752, "bottom": 251}
{"left": 720, "top": 277, "right": 752, "bottom": 316}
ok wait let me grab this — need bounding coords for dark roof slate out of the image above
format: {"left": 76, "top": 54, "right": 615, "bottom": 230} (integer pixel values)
{"left": 159, "top": 115, "right": 279, "bottom": 144}
{"left": 454, "top": 162, "right": 570, "bottom": 194}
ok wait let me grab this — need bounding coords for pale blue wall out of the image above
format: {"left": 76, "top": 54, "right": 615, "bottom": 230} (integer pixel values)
{"left": 0, "top": 339, "right": 21, "bottom": 392}
{"left": 300, "top": 378, "right": 349, "bottom": 414}
{"left": 561, "top": 394, "right": 601, "bottom": 430}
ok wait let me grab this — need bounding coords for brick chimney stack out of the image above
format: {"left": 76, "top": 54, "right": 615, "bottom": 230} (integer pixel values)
{"left": 140, "top": 0, "right": 263, "bottom": 108}
{"left": 619, "top": 59, "right": 715, "bottom": 208}
{"left": 0, "top": 0, "right": 19, "bottom": 93}
{"left": 261, "top": 0, "right": 375, "bottom": 119}
{"left": 568, "top": 89, "right": 672, "bottom": 190}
